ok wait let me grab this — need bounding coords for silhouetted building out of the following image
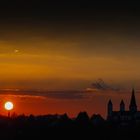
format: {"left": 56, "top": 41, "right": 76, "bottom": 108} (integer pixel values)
{"left": 107, "top": 88, "right": 140, "bottom": 123}
{"left": 91, "top": 114, "right": 105, "bottom": 125}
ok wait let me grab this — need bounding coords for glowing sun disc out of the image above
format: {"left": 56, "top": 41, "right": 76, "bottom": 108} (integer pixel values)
{"left": 4, "top": 102, "right": 14, "bottom": 111}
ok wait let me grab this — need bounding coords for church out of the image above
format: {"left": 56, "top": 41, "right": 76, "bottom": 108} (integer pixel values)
{"left": 107, "top": 88, "right": 140, "bottom": 123}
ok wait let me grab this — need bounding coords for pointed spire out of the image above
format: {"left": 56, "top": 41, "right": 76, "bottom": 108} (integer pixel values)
{"left": 120, "top": 100, "right": 124, "bottom": 105}
{"left": 108, "top": 99, "right": 112, "bottom": 105}
{"left": 130, "top": 88, "right": 137, "bottom": 107}
{"left": 129, "top": 88, "right": 137, "bottom": 112}
{"left": 120, "top": 100, "right": 125, "bottom": 112}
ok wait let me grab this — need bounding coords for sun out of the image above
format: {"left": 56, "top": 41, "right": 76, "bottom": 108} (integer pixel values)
{"left": 4, "top": 101, "right": 14, "bottom": 111}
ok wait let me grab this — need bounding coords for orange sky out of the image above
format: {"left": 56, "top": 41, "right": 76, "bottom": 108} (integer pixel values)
{"left": 0, "top": 2, "right": 140, "bottom": 117}
{"left": 0, "top": 28, "right": 140, "bottom": 117}
{"left": 0, "top": 27, "right": 140, "bottom": 117}
{"left": 0, "top": 34, "right": 140, "bottom": 90}
{"left": 0, "top": 89, "right": 140, "bottom": 118}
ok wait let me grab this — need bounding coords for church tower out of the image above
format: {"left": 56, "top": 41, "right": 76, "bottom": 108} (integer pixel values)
{"left": 129, "top": 88, "right": 137, "bottom": 113}
{"left": 108, "top": 99, "right": 113, "bottom": 117}
{"left": 120, "top": 100, "right": 125, "bottom": 112}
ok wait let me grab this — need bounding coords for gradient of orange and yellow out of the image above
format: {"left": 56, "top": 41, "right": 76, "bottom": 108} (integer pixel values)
{"left": 0, "top": 1, "right": 140, "bottom": 117}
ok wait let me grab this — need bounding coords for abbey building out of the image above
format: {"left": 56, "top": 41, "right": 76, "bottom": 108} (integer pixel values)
{"left": 107, "top": 89, "right": 140, "bottom": 123}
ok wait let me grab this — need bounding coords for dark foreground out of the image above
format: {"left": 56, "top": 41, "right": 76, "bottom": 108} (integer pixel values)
{"left": 0, "top": 112, "right": 140, "bottom": 140}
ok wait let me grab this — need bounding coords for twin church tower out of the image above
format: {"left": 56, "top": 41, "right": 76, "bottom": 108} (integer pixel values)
{"left": 107, "top": 89, "right": 140, "bottom": 121}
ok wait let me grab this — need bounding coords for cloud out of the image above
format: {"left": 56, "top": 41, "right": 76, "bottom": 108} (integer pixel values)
{"left": 0, "top": 80, "right": 130, "bottom": 100}
{"left": 0, "top": 90, "right": 87, "bottom": 100}
{"left": 86, "top": 79, "right": 120, "bottom": 92}
{"left": 0, "top": 94, "right": 46, "bottom": 100}
{"left": 44, "top": 91, "right": 85, "bottom": 99}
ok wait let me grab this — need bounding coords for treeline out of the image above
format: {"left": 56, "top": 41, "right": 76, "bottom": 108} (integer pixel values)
{"left": 0, "top": 112, "right": 139, "bottom": 140}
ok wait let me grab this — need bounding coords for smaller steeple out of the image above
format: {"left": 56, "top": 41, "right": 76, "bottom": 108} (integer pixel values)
{"left": 108, "top": 99, "right": 112, "bottom": 105}
{"left": 108, "top": 99, "right": 113, "bottom": 117}
{"left": 120, "top": 100, "right": 125, "bottom": 112}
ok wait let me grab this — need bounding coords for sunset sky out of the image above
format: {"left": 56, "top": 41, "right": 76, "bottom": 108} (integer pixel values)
{"left": 0, "top": 0, "right": 140, "bottom": 117}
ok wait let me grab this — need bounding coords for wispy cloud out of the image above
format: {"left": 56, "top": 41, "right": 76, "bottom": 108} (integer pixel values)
{"left": 86, "top": 79, "right": 120, "bottom": 92}
{"left": 0, "top": 90, "right": 87, "bottom": 100}
{"left": 0, "top": 81, "right": 134, "bottom": 101}
{"left": 0, "top": 94, "right": 46, "bottom": 100}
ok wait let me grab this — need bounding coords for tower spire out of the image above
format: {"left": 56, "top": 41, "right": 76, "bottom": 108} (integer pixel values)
{"left": 120, "top": 100, "right": 125, "bottom": 112}
{"left": 107, "top": 99, "right": 113, "bottom": 117}
{"left": 129, "top": 88, "right": 137, "bottom": 112}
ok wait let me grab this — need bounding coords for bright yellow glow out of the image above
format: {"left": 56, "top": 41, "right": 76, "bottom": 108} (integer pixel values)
{"left": 4, "top": 101, "right": 14, "bottom": 111}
